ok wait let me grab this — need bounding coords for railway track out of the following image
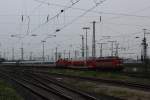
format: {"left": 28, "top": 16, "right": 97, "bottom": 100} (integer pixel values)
{"left": 2, "top": 65, "right": 150, "bottom": 91}
{"left": 1, "top": 65, "right": 150, "bottom": 99}
{"left": 121, "top": 71, "right": 150, "bottom": 79}
{"left": 0, "top": 70, "right": 70, "bottom": 100}
{"left": 30, "top": 70, "right": 150, "bottom": 92}
{"left": 2, "top": 63, "right": 150, "bottom": 79}
{"left": 0, "top": 67, "right": 121, "bottom": 100}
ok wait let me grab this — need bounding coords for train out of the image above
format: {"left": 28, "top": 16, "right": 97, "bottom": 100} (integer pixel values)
{"left": 0, "top": 60, "right": 55, "bottom": 67}
{"left": 0, "top": 58, "right": 5, "bottom": 63}
{"left": 0, "top": 57, "right": 123, "bottom": 70}
{"left": 56, "top": 57, "right": 123, "bottom": 70}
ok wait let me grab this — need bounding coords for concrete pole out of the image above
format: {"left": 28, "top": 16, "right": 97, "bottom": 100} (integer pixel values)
{"left": 115, "top": 43, "right": 119, "bottom": 57}
{"left": 29, "top": 51, "right": 33, "bottom": 60}
{"left": 83, "top": 27, "right": 90, "bottom": 63}
{"left": 142, "top": 29, "right": 149, "bottom": 72}
{"left": 80, "top": 35, "right": 84, "bottom": 59}
{"left": 55, "top": 47, "right": 58, "bottom": 61}
{"left": 63, "top": 50, "right": 66, "bottom": 59}
{"left": 20, "top": 42, "right": 24, "bottom": 61}
{"left": 41, "top": 40, "right": 46, "bottom": 62}
{"left": 74, "top": 50, "right": 77, "bottom": 60}
{"left": 92, "top": 21, "right": 96, "bottom": 58}
{"left": 143, "top": 29, "right": 148, "bottom": 63}
{"left": 21, "top": 47, "right": 24, "bottom": 60}
{"left": 12, "top": 47, "right": 15, "bottom": 61}
{"left": 100, "top": 44, "right": 103, "bottom": 57}
{"left": 68, "top": 50, "right": 71, "bottom": 60}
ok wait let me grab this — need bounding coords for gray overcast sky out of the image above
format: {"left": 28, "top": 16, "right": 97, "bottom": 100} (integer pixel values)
{"left": 0, "top": 0, "right": 150, "bottom": 60}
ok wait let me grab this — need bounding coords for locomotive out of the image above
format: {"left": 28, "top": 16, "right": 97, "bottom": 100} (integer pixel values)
{"left": 56, "top": 57, "right": 123, "bottom": 70}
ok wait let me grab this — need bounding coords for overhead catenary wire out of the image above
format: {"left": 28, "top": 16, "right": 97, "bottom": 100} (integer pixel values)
{"left": 30, "top": 1, "right": 150, "bottom": 39}
{"left": 1, "top": 10, "right": 150, "bottom": 18}
{"left": 107, "top": 4, "right": 150, "bottom": 21}
{"left": 30, "top": 0, "right": 82, "bottom": 34}
{"left": 10, "top": 0, "right": 82, "bottom": 41}
{"left": 21, "top": 0, "right": 150, "bottom": 37}
{"left": 34, "top": 0, "right": 50, "bottom": 6}
{"left": 43, "top": 0, "right": 106, "bottom": 40}
{"left": 28, "top": 1, "right": 150, "bottom": 19}
{"left": 10, "top": 0, "right": 44, "bottom": 39}
{"left": 91, "top": 22, "right": 143, "bottom": 38}
{"left": 45, "top": 1, "right": 146, "bottom": 47}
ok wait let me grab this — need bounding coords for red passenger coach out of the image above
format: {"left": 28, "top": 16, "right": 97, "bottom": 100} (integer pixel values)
{"left": 93, "top": 57, "right": 123, "bottom": 70}
{"left": 56, "top": 59, "right": 71, "bottom": 67}
{"left": 56, "top": 57, "right": 123, "bottom": 70}
{"left": 71, "top": 60, "right": 85, "bottom": 66}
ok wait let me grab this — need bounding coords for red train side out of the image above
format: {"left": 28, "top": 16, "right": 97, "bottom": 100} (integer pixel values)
{"left": 56, "top": 57, "right": 123, "bottom": 70}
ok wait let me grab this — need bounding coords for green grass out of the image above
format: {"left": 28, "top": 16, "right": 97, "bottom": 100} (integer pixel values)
{"left": 57, "top": 74, "right": 150, "bottom": 100}
{"left": 58, "top": 77, "right": 149, "bottom": 100}
{"left": 49, "top": 68, "right": 129, "bottom": 79}
{"left": 49, "top": 68, "right": 150, "bottom": 84}
{"left": 49, "top": 68, "right": 150, "bottom": 100}
{"left": 0, "top": 80, "right": 23, "bottom": 100}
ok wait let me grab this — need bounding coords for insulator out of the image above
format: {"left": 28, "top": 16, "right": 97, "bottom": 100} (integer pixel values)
{"left": 61, "top": 10, "right": 64, "bottom": 13}
{"left": 47, "top": 15, "right": 49, "bottom": 22}
{"left": 100, "top": 16, "right": 101, "bottom": 22}
{"left": 56, "top": 29, "right": 60, "bottom": 32}
{"left": 21, "top": 15, "right": 24, "bottom": 22}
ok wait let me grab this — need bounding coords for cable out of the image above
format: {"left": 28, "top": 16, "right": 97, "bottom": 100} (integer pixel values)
{"left": 104, "top": 22, "right": 150, "bottom": 27}
{"left": 107, "top": 4, "right": 150, "bottom": 21}
{"left": 44, "top": 0, "right": 106, "bottom": 40}
{"left": 1, "top": 10, "right": 150, "bottom": 18}
{"left": 100, "top": 23, "right": 143, "bottom": 38}
{"left": 31, "top": 0, "right": 150, "bottom": 36}
{"left": 34, "top": 0, "right": 50, "bottom": 5}
{"left": 30, "top": 0, "right": 82, "bottom": 33}
{"left": 10, "top": 0, "right": 45, "bottom": 39}
{"left": 30, "top": 1, "right": 150, "bottom": 19}
{"left": 26, "top": 16, "right": 30, "bottom": 35}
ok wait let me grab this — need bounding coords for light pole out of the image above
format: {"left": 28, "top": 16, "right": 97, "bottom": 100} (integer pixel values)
{"left": 41, "top": 40, "right": 46, "bottom": 62}
{"left": 83, "top": 27, "right": 90, "bottom": 63}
